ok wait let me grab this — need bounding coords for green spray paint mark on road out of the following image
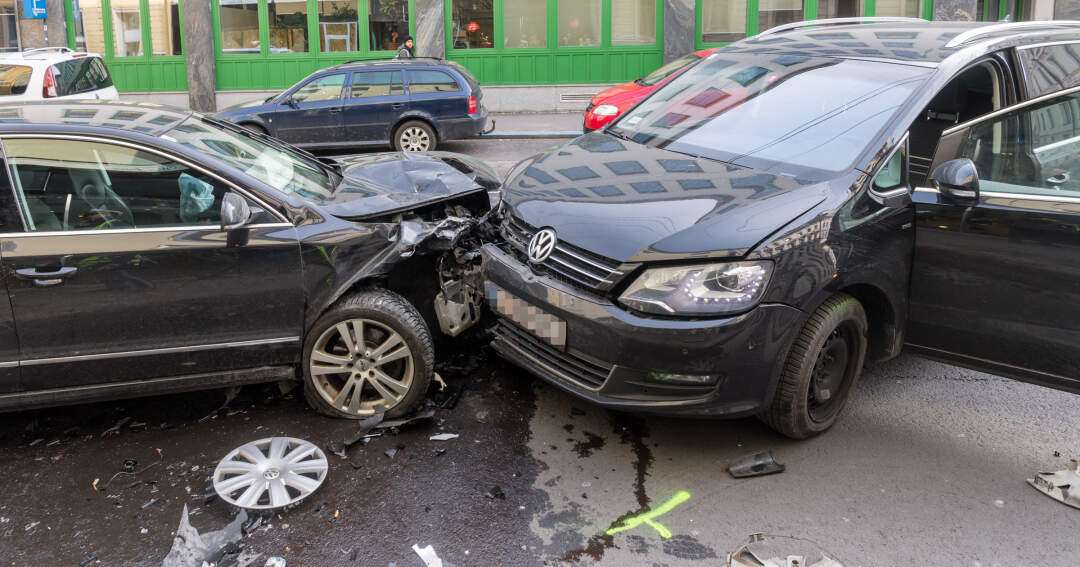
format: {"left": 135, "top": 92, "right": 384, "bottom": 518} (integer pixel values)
{"left": 605, "top": 490, "right": 691, "bottom": 539}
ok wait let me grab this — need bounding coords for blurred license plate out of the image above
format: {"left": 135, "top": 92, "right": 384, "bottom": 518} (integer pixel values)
{"left": 485, "top": 282, "right": 566, "bottom": 349}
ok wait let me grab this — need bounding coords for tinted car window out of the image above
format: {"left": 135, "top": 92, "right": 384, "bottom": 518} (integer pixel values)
{"left": 638, "top": 54, "right": 698, "bottom": 86}
{"left": 292, "top": 73, "right": 346, "bottom": 103}
{"left": 1018, "top": 43, "right": 1080, "bottom": 98}
{"left": 408, "top": 70, "right": 460, "bottom": 94}
{"left": 0, "top": 64, "right": 32, "bottom": 95}
{"left": 4, "top": 138, "right": 229, "bottom": 231}
{"left": 53, "top": 57, "right": 114, "bottom": 96}
{"left": 608, "top": 55, "right": 932, "bottom": 179}
{"left": 350, "top": 70, "right": 404, "bottom": 98}
{"left": 961, "top": 91, "right": 1080, "bottom": 197}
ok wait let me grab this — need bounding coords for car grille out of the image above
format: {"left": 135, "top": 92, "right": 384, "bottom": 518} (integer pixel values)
{"left": 502, "top": 216, "right": 630, "bottom": 293}
{"left": 493, "top": 320, "right": 612, "bottom": 390}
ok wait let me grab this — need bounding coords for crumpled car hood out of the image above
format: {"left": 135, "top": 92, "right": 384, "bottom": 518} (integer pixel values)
{"left": 318, "top": 152, "right": 499, "bottom": 219}
{"left": 502, "top": 132, "right": 829, "bottom": 262}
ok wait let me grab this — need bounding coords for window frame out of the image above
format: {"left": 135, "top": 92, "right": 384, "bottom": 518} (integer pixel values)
{"left": 446, "top": 0, "right": 663, "bottom": 56}
{"left": 0, "top": 134, "right": 289, "bottom": 234}
{"left": 65, "top": 0, "right": 186, "bottom": 61}
{"left": 404, "top": 68, "right": 462, "bottom": 94}
{"left": 288, "top": 71, "right": 349, "bottom": 103}
{"left": 347, "top": 69, "right": 405, "bottom": 99}
{"left": 212, "top": 0, "right": 417, "bottom": 61}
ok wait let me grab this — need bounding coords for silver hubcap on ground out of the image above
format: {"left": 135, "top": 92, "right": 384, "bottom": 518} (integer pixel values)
{"left": 399, "top": 127, "right": 431, "bottom": 151}
{"left": 212, "top": 437, "right": 328, "bottom": 510}
{"left": 310, "top": 318, "right": 414, "bottom": 416}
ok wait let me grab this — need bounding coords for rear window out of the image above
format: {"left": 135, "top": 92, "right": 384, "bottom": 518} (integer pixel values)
{"left": 0, "top": 65, "right": 32, "bottom": 96}
{"left": 408, "top": 70, "right": 461, "bottom": 94}
{"left": 444, "top": 61, "right": 480, "bottom": 91}
{"left": 53, "top": 57, "right": 114, "bottom": 96}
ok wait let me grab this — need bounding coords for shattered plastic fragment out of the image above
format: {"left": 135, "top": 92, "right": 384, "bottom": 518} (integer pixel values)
{"left": 412, "top": 543, "right": 444, "bottom": 567}
{"left": 727, "top": 533, "right": 843, "bottom": 567}
{"left": 265, "top": 557, "right": 286, "bottom": 567}
{"left": 1028, "top": 459, "right": 1080, "bottom": 510}
{"left": 160, "top": 505, "right": 248, "bottom": 567}
{"left": 429, "top": 433, "right": 459, "bottom": 441}
{"left": 727, "top": 450, "right": 785, "bottom": 478}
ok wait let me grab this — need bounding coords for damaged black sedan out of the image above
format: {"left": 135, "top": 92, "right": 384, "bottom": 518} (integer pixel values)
{"left": 0, "top": 101, "right": 494, "bottom": 419}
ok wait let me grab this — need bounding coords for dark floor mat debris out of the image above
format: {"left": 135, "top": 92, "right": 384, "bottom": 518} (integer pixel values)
{"left": 726, "top": 450, "right": 785, "bottom": 478}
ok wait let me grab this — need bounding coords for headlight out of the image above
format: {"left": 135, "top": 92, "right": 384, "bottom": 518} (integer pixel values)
{"left": 619, "top": 261, "right": 773, "bottom": 316}
{"left": 592, "top": 104, "right": 621, "bottom": 117}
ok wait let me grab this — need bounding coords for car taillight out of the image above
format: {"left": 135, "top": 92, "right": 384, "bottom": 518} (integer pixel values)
{"left": 468, "top": 94, "right": 478, "bottom": 115}
{"left": 42, "top": 67, "right": 58, "bottom": 98}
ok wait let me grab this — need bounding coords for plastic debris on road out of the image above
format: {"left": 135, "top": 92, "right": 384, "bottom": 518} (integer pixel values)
{"left": 1028, "top": 458, "right": 1080, "bottom": 510}
{"left": 429, "top": 433, "right": 459, "bottom": 441}
{"left": 727, "top": 533, "right": 843, "bottom": 567}
{"left": 264, "top": 557, "right": 286, "bottom": 567}
{"left": 412, "top": 543, "right": 444, "bottom": 567}
{"left": 726, "top": 450, "right": 785, "bottom": 478}
{"left": 161, "top": 504, "right": 258, "bottom": 567}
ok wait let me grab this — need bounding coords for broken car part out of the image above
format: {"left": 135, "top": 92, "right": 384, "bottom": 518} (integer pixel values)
{"left": 161, "top": 505, "right": 252, "bottom": 567}
{"left": 727, "top": 533, "right": 843, "bottom": 567}
{"left": 1028, "top": 459, "right": 1080, "bottom": 510}
{"left": 412, "top": 543, "right": 445, "bottom": 567}
{"left": 213, "top": 437, "right": 328, "bottom": 511}
{"left": 727, "top": 450, "right": 785, "bottom": 479}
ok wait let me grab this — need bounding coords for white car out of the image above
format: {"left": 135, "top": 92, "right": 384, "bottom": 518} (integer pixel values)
{"left": 0, "top": 47, "right": 118, "bottom": 102}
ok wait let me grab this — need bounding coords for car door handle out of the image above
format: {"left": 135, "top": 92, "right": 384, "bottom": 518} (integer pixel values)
{"left": 15, "top": 266, "right": 78, "bottom": 287}
{"left": 391, "top": 104, "right": 405, "bottom": 109}
{"left": 328, "top": 108, "right": 342, "bottom": 113}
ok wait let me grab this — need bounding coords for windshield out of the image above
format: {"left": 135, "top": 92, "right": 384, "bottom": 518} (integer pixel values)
{"left": 610, "top": 54, "right": 932, "bottom": 178}
{"left": 638, "top": 54, "right": 699, "bottom": 87}
{"left": 164, "top": 116, "right": 335, "bottom": 201}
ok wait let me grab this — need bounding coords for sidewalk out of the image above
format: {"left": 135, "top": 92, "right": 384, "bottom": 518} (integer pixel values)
{"left": 482, "top": 112, "right": 583, "bottom": 138}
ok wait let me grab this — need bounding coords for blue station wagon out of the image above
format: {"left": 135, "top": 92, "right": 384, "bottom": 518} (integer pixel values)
{"left": 216, "top": 59, "right": 488, "bottom": 152}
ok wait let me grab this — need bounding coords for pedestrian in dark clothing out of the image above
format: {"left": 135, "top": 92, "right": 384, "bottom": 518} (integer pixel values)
{"left": 396, "top": 36, "right": 414, "bottom": 59}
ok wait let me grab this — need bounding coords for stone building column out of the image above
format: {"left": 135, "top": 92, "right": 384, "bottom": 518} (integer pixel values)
{"left": 16, "top": 1, "right": 47, "bottom": 49}
{"left": 45, "top": 0, "right": 66, "bottom": 46}
{"left": 182, "top": 0, "right": 217, "bottom": 112}
{"left": 664, "top": 0, "right": 694, "bottom": 63}
{"left": 414, "top": 0, "right": 445, "bottom": 59}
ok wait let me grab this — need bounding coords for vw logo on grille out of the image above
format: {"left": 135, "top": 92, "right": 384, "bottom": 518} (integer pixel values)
{"left": 528, "top": 228, "right": 558, "bottom": 264}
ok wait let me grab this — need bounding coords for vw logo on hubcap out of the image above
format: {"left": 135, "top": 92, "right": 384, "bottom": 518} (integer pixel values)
{"left": 528, "top": 228, "right": 558, "bottom": 264}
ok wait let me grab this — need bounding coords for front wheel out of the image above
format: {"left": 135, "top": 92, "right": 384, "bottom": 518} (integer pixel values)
{"left": 394, "top": 120, "right": 437, "bottom": 152}
{"left": 760, "top": 293, "right": 868, "bottom": 439}
{"left": 302, "top": 290, "right": 434, "bottom": 419}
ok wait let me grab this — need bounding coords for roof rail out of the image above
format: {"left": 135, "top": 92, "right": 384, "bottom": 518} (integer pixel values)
{"left": 341, "top": 56, "right": 443, "bottom": 65}
{"left": 757, "top": 17, "right": 927, "bottom": 37}
{"left": 944, "top": 20, "right": 1080, "bottom": 48}
{"left": 20, "top": 46, "right": 74, "bottom": 57}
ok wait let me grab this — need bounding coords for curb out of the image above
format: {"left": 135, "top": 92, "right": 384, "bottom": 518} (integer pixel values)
{"left": 478, "top": 131, "right": 581, "bottom": 139}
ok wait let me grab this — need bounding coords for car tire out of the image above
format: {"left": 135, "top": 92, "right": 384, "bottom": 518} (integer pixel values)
{"left": 760, "top": 293, "right": 868, "bottom": 439}
{"left": 302, "top": 289, "right": 434, "bottom": 420}
{"left": 394, "top": 120, "right": 437, "bottom": 152}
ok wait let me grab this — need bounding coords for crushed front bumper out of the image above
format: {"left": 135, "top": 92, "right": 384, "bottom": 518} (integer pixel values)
{"left": 481, "top": 244, "right": 805, "bottom": 418}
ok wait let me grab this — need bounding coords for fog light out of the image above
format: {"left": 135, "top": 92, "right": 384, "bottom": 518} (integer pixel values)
{"left": 645, "top": 372, "right": 718, "bottom": 386}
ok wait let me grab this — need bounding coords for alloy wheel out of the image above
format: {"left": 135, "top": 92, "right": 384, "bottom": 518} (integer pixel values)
{"left": 309, "top": 318, "right": 414, "bottom": 416}
{"left": 399, "top": 127, "right": 431, "bottom": 151}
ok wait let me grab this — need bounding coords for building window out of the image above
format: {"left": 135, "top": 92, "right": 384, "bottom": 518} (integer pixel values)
{"left": 112, "top": 0, "right": 143, "bottom": 57}
{"left": 317, "top": 0, "right": 358, "bottom": 52}
{"left": 0, "top": 0, "right": 17, "bottom": 53}
{"left": 559, "top": 0, "right": 601, "bottom": 47}
{"left": 818, "top": 0, "right": 861, "bottom": 18}
{"left": 503, "top": 0, "right": 545, "bottom": 48}
{"left": 148, "top": 0, "right": 182, "bottom": 56}
{"left": 1055, "top": 0, "right": 1080, "bottom": 19}
{"left": 268, "top": 0, "right": 309, "bottom": 53}
{"left": 758, "top": 0, "right": 802, "bottom": 32}
{"left": 612, "top": 0, "right": 655, "bottom": 45}
{"left": 875, "top": 0, "right": 920, "bottom": 17}
{"left": 370, "top": 0, "right": 408, "bottom": 52}
{"left": 451, "top": 0, "right": 493, "bottom": 49}
{"left": 701, "top": 0, "right": 745, "bottom": 44}
{"left": 220, "top": 0, "right": 260, "bottom": 54}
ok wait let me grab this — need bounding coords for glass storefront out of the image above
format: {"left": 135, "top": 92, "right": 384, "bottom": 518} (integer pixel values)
{"left": 451, "top": 0, "right": 494, "bottom": 49}
{"left": 148, "top": 0, "right": 182, "bottom": 56}
{"left": 818, "top": 0, "right": 861, "bottom": 18}
{"left": 0, "top": 0, "right": 17, "bottom": 53}
{"left": 758, "top": 0, "right": 803, "bottom": 31}
{"left": 701, "top": 0, "right": 746, "bottom": 43}
{"left": 317, "top": 0, "right": 358, "bottom": 52}
{"left": 503, "top": 0, "right": 545, "bottom": 48}
{"left": 612, "top": 0, "right": 656, "bottom": 45}
{"left": 558, "top": 0, "right": 602, "bottom": 47}
{"left": 220, "top": 0, "right": 259, "bottom": 54}
{"left": 111, "top": 0, "right": 143, "bottom": 57}
{"left": 268, "top": 0, "right": 309, "bottom": 53}
{"left": 875, "top": 0, "right": 921, "bottom": 17}
{"left": 370, "top": 0, "right": 408, "bottom": 52}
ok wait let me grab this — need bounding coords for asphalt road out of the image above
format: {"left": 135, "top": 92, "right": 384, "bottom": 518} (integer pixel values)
{"left": 1, "top": 138, "right": 1079, "bottom": 566}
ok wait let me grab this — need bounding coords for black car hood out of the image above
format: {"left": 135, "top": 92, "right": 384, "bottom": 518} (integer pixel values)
{"left": 318, "top": 152, "right": 498, "bottom": 219}
{"left": 502, "top": 133, "right": 829, "bottom": 262}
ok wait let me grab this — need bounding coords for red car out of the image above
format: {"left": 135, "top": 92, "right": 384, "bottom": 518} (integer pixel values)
{"left": 583, "top": 48, "right": 721, "bottom": 132}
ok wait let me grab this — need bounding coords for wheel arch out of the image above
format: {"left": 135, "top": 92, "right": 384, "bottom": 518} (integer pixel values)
{"left": 837, "top": 282, "right": 903, "bottom": 363}
{"left": 392, "top": 114, "right": 441, "bottom": 142}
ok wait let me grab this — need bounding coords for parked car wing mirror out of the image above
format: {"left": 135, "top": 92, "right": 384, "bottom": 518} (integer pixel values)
{"left": 931, "top": 158, "right": 979, "bottom": 203}
{"left": 220, "top": 192, "right": 251, "bottom": 231}
{"left": 284, "top": 96, "right": 299, "bottom": 108}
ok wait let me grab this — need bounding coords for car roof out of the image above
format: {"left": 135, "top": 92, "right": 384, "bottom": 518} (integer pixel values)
{"left": 326, "top": 58, "right": 454, "bottom": 71}
{"left": 722, "top": 19, "right": 1080, "bottom": 66}
{"left": 0, "top": 47, "right": 102, "bottom": 65}
{"left": 0, "top": 101, "right": 193, "bottom": 137}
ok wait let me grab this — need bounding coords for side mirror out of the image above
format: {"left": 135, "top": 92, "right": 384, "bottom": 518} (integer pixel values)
{"left": 283, "top": 96, "right": 299, "bottom": 108}
{"left": 930, "top": 158, "right": 979, "bottom": 203}
{"left": 220, "top": 192, "right": 251, "bottom": 231}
